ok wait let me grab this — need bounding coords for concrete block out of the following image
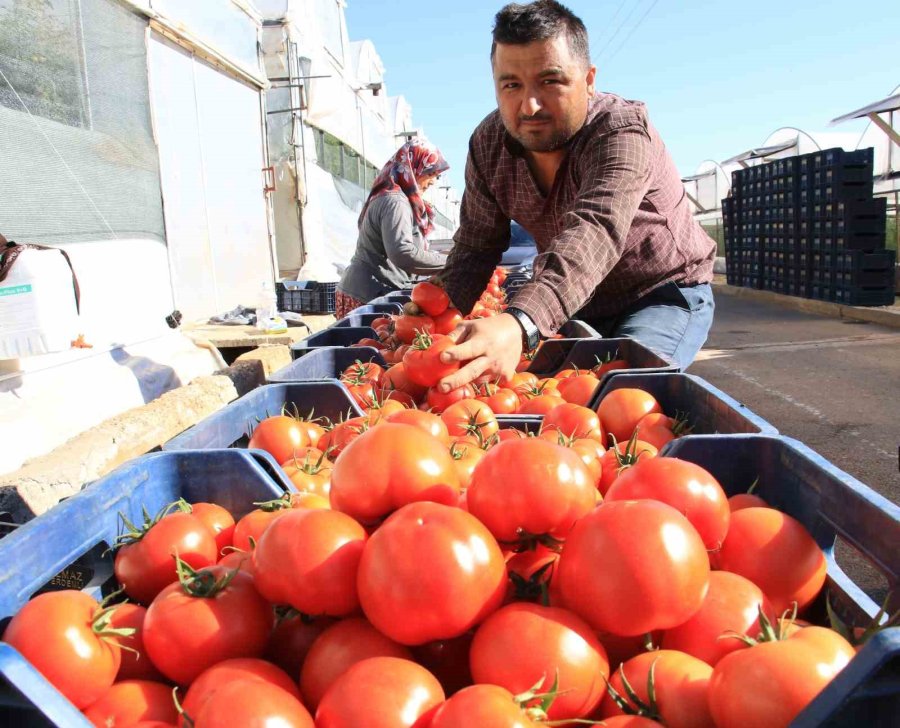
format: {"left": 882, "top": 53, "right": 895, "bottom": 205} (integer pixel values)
{"left": 235, "top": 344, "right": 292, "bottom": 379}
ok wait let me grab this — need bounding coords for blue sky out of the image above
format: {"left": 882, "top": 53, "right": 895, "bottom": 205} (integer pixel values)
{"left": 344, "top": 0, "right": 898, "bottom": 193}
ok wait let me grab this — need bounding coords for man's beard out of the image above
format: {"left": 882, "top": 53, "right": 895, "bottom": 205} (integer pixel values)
{"left": 511, "top": 115, "right": 575, "bottom": 152}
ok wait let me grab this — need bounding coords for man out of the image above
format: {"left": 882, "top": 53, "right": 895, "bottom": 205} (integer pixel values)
{"left": 437, "top": 0, "right": 715, "bottom": 392}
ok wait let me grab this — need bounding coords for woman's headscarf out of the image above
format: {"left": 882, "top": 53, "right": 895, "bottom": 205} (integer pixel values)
{"left": 358, "top": 137, "right": 450, "bottom": 238}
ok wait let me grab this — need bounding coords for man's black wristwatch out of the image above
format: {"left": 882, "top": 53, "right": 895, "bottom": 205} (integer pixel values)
{"left": 505, "top": 306, "right": 540, "bottom": 351}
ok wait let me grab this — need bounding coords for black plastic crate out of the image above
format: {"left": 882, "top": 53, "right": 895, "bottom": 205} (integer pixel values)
{"left": 800, "top": 181, "right": 874, "bottom": 205}
{"left": 503, "top": 273, "right": 531, "bottom": 296}
{"left": 810, "top": 283, "right": 836, "bottom": 302}
{"left": 810, "top": 232, "right": 885, "bottom": 254}
{"left": 833, "top": 285, "right": 896, "bottom": 307}
{"left": 277, "top": 281, "right": 337, "bottom": 314}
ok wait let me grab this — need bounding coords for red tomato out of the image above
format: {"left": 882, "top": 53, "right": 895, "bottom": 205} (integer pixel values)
{"left": 661, "top": 571, "right": 774, "bottom": 666}
{"left": 598, "top": 649, "right": 715, "bottom": 728}
{"left": 264, "top": 612, "right": 335, "bottom": 680}
{"left": 357, "top": 502, "right": 507, "bottom": 645}
{"left": 596, "top": 388, "right": 663, "bottom": 445}
{"left": 319, "top": 416, "right": 369, "bottom": 460}
{"left": 343, "top": 379, "right": 377, "bottom": 409}
{"left": 569, "top": 437, "right": 605, "bottom": 487}
{"left": 592, "top": 358, "right": 629, "bottom": 377}
{"left": 411, "top": 633, "right": 474, "bottom": 697}
{"left": 712, "top": 507, "right": 826, "bottom": 614}
{"left": 248, "top": 415, "right": 310, "bottom": 465}
{"left": 543, "top": 402, "right": 605, "bottom": 441}
{"left": 300, "top": 618, "right": 412, "bottom": 711}
{"left": 3, "top": 591, "right": 123, "bottom": 708}
{"left": 728, "top": 492, "right": 768, "bottom": 511}
{"left": 470, "top": 603, "right": 609, "bottom": 720}
{"left": 114, "top": 511, "right": 218, "bottom": 605}
{"left": 516, "top": 393, "right": 565, "bottom": 415}
{"left": 217, "top": 547, "right": 255, "bottom": 577}
{"left": 143, "top": 566, "right": 273, "bottom": 685}
{"left": 232, "top": 502, "right": 290, "bottom": 552}
{"left": 380, "top": 361, "right": 428, "bottom": 401}
{"left": 281, "top": 454, "right": 332, "bottom": 498}
{"left": 597, "top": 438, "right": 658, "bottom": 496}
{"left": 403, "top": 333, "right": 459, "bottom": 387}
{"left": 315, "top": 656, "right": 444, "bottom": 727}
{"left": 365, "top": 397, "right": 408, "bottom": 426}
{"left": 340, "top": 359, "right": 384, "bottom": 385}
{"left": 330, "top": 423, "right": 460, "bottom": 524}
{"left": 556, "top": 373, "right": 601, "bottom": 407}
{"left": 108, "top": 603, "right": 165, "bottom": 682}
{"left": 467, "top": 438, "right": 596, "bottom": 543}
{"left": 557, "top": 500, "right": 710, "bottom": 635}
{"left": 605, "top": 457, "right": 731, "bottom": 551}
{"left": 428, "top": 684, "right": 541, "bottom": 727}
{"left": 708, "top": 626, "right": 855, "bottom": 728}
{"left": 450, "top": 442, "right": 487, "bottom": 490}
{"left": 476, "top": 385, "right": 519, "bottom": 415}
{"left": 505, "top": 544, "right": 560, "bottom": 604}
{"left": 432, "top": 307, "right": 464, "bottom": 335}
{"left": 394, "top": 313, "right": 435, "bottom": 344}
{"left": 427, "top": 384, "right": 476, "bottom": 413}
{"left": 180, "top": 657, "right": 301, "bottom": 722}
{"left": 441, "top": 399, "right": 499, "bottom": 442}
{"left": 83, "top": 680, "right": 178, "bottom": 727}
{"left": 253, "top": 508, "right": 367, "bottom": 616}
{"left": 384, "top": 409, "right": 450, "bottom": 440}
{"left": 190, "top": 502, "right": 235, "bottom": 557}
{"left": 412, "top": 281, "right": 451, "bottom": 316}
{"left": 190, "top": 679, "right": 313, "bottom": 728}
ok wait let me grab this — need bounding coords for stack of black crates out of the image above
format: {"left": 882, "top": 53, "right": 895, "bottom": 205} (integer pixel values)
{"left": 723, "top": 148, "right": 895, "bottom": 306}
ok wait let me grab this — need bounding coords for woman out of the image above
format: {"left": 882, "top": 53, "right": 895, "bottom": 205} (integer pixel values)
{"left": 335, "top": 138, "right": 449, "bottom": 319}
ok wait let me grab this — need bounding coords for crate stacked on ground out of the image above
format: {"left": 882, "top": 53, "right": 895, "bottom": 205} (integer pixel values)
{"left": 277, "top": 280, "right": 337, "bottom": 314}
{"left": 723, "top": 147, "right": 894, "bottom": 306}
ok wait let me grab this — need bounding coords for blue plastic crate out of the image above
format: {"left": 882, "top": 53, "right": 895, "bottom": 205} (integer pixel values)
{"left": 269, "top": 346, "right": 388, "bottom": 384}
{"left": 291, "top": 326, "right": 379, "bottom": 358}
{"left": 0, "top": 450, "right": 293, "bottom": 726}
{"left": 528, "top": 337, "right": 678, "bottom": 388}
{"left": 367, "top": 291, "right": 411, "bottom": 305}
{"left": 163, "top": 381, "right": 363, "bottom": 453}
{"left": 345, "top": 303, "right": 403, "bottom": 315}
{"left": 332, "top": 312, "right": 386, "bottom": 328}
{"left": 660, "top": 435, "right": 900, "bottom": 725}
{"left": 589, "top": 372, "right": 777, "bottom": 435}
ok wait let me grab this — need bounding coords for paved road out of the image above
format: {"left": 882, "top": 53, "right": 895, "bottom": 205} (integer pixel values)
{"left": 690, "top": 290, "right": 900, "bottom": 603}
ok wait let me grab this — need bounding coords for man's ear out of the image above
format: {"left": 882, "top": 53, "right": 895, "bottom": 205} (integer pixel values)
{"left": 586, "top": 64, "right": 597, "bottom": 96}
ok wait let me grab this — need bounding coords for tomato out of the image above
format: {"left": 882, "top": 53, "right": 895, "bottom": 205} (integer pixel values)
{"left": 470, "top": 603, "right": 609, "bottom": 720}
{"left": 728, "top": 492, "right": 768, "bottom": 511}
{"left": 712, "top": 507, "right": 826, "bottom": 614}
{"left": 190, "top": 679, "right": 313, "bottom": 727}
{"left": 264, "top": 612, "right": 335, "bottom": 680}
{"left": 556, "top": 373, "right": 601, "bottom": 407}
{"left": 433, "top": 307, "right": 464, "bottom": 335}
{"left": 605, "top": 457, "right": 730, "bottom": 551}
{"left": 314, "top": 656, "right": 444, "bottom": 727}
{"left": 253, "top": 508, "right": 367, "bottom": 616}
{"left": 557, "top": 500, "right": 710, "bottom": 635}
{"left": 597, "top": 649, "right": 715, "bottom": 728}
{"left": 281, "top": 452, "right": 332, "bottom": 497}
{"left": 596, "top": 631, "right": 657, "bottom": 672}
{"left": 114, "top": 511, "right": 218, "bottom": 605}
{"left": 300, "top": 618, "right": 412, "bottom": 711}
{"left": 543, "top": 402, "right": 604, "bottom": 442}
{"left": 428, "top": 684, "right": 540, "bottom": 727}
{"left": 381, "top": 362, "right": 428, "bottom": 401}
{"left": 597, "top": 438, "right": 658, "bottom": 496}
{"left": 394, "top": 313, "right": 435, "bottom": 344}
{"left": 217, "top": 547, "right": 255, "bottom": 577}
{"left": 592, "top": 357, "right": 629, "bottom": 378}
{"left": 330, "top": 423, "right": 460, "bottom": 524}
{"left": 476, "top": 384, "right": 519, "bottom": 415}
{"left": 143, "top": 566, "right": 273, "bottom": 685}
{"left": 365, "top": 397, "right": 408, "bottom": 426}
{"left": 384, "top": 409, "right": 450, "bottom": 440}
{"left": 708, "top": 626, "right": 855, "bottom": 728}
{"left": 661, "top": 571, "right": 774, "bottom": 666}
{"left": 427, "top": 384, "right": 476, "bottom": 413}
{"left": 341, "top": 359, "right": 384, "bottom": 385}
{"left": 319, "top": 416, "right": 369, "bottom": 460}
{"left": 411, "top": 632, "right": 474, "bottom": 697}
{"left": 450, "top": 442, "right": 487, "bottom": 490}
{"left": 180, "top": 657, "right": 301, "bottom": 722}
{"left": 516, "top": 393, "right": 564, "bottom": 415}
{"left": 248, "top": 415, "right": 309, "bottom": 465}
{"left": 357, "top": 502, "right": 507, "bottom": 645}
{"left": 296, "top": 418, "right": 326, "bottom": 448}
{"left": 190, "top": 502, "right": 235, "bottom": 557}
{"left": 467, "top": 438, "right": 596, "bottom": 544}
{"left": 569, "top": 437, "right": 604, "bottom": 487}
{"left": 412, "top": 281, "right": 451, "bottom": 316}
{"left": 441, "top": 399, "right": 499, "bottom": 442}
{"left": 83, "top": 680, "right": 178, "bottom": 727}
{"left": 494, "top": 427, "right": 527, "bottom": 443}
{"left": 289, "top": 491, "right": 331, "bottom": 509}
{"left": 505, "top": 544, "right": 560, "bottom": 604}
{"left": 343, "top": 379, "right": 377, "bottom": 409}
{"left": 3, "top": 591, "right": 123, "bottom": 708}
{"left": 596, "top": 388, "right": 663, "bottom": 445}
{"left": 403, "top": 333, "right": 459, "bottom": 387}
{"left": 353, "top": 337, "right": 386, "bottom": 349}
{"left": 232, "top": 500, "right": 291, "bottom": 551}
{"left": 108, "top": 603, "right": 165, "bottom": 682}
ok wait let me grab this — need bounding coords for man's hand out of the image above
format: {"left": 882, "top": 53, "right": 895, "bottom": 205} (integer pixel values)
{"left": 436, "top": 313, "right": 523, "bottom": 392}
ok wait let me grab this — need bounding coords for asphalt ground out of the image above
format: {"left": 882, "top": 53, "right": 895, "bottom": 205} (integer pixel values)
{"left": 690, "top": 290, "right": 900, "bottom": 604}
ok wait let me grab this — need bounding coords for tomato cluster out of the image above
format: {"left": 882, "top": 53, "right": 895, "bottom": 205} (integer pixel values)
{"left": 3, "top": 369, "right": 870, "bottom": 727}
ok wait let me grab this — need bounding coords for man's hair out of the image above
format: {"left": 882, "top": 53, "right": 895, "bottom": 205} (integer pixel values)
{"left": 491, "top": 1, "right": 590, "bottom": 68}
